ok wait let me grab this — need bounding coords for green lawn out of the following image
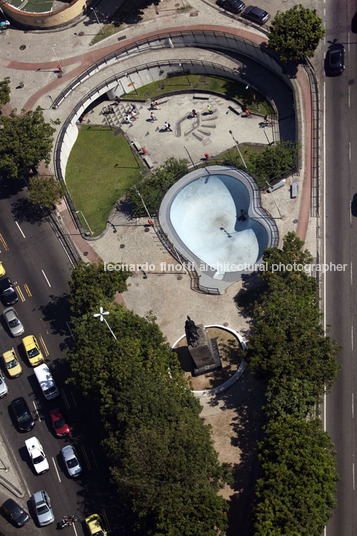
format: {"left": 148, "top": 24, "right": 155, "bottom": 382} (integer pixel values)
{"left": 65, "top": 127, "right": 144, "bottom": 236}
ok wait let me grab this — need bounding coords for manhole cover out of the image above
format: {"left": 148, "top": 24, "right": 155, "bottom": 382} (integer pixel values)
{"left": 223, "top": 322, "right": 229, "bottom": 327}
{"left": 177, "top": 275, "right": 182, "bottom": 280}
{"left": 144, "top": 228, "right": 150, "bottom": 232}
{"left": 83, "top": 252, "right": 88, "bottom": 256}
{"left": 78, "top": 31, "right": 84, "bottom": 36}
{"left": 20, "top": 45, "right": 26, "bottom": 50}
{"left": 293, "top": 219, "right": 298, "bottom": 223}
{"left": 120, "top": 244, "right": 125, "bottom": 248}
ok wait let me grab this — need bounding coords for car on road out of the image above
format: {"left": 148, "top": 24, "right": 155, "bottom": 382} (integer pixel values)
{"left": 85, "top": 513, "right": 108, "bottom": 536}
{"left": 0, "top": 372, "right": 8, "bottom": 398}
{"left": 3, "top": 307, "right": 24, "bottom": 337}
{"left": 242, "top": 5, "right": 270, "bottom": 24}
{"left": 0, "top": 498, "right": 29, "bottom": 527}
{"left": 22, "top": 335, "right": 44, "bottom": 367}
{"left": 25, "top": 437, "right": 49, "bottom": 474}
{"left": 0, "top": 277, "right": 18, "bottom": 306}
{"left": 216, "top": 0, "right": 245, "bottom": 14}
{"left": 2, "top": 348, "right": 22, "bottom": 378}
{"left": 61, "top": 445, "right": 82, "bottom": 477}
{"left": 50, "top": 407, "right": 70, "bottom": 437}
{"left": 32, "top": 490, "right": 54, "bottom": 526}
{"left": 10, "top": 397, "right": 35, "bottom": 432}
{"left": 325, "top": 43, "right": 345, "bottom": 76}
{"left": 0, "top": 261, "right": 5, "bottom": 277}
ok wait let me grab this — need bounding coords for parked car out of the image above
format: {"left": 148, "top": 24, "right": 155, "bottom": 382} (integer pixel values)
{"left": 22, "top": 335, "right": 44, "bottom": 367}
{"left": 32, "top": 490, "right": 54, "bottom": 527}
{"left": 0, "top": 277, "right": 18, "bottom": 306}
{"left": 3, "top": 307, "right": 24, "bottom": 337}
{"left": 49, "top": 408, "right": 70, "bottom": 437}
{"left": 61, "top": 445, "right": 82, "bottom": 477}
{"left": 0, "top": 372, "right": 8, "bottom": 398}
{"left": 0, "top": 498, "right": 29, "bottom": 527}
{"left": 242, "top": 5, "right": 270, "bottom": 24}
{"left": 216, "top": 0, "right": 245, "bottom": 14}
{"left": 85, "top": 513, "right": 108, "bottom": 536}
{"left": 25, "top": 437, "right": 49, "bottom": 474}
{"left": 2, "top": 348, "right": 22, "bottom": 378}
{"left": 325, "top": 44, "right": 345, "bottom": 76}
{"left": 0, "top": 261, "right": 5, "bottom": 277}
{"left": 10, "top": 397, "right": 35, "bottom": 432}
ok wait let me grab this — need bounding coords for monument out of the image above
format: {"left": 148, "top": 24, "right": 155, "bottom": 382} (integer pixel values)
{"left": 184, "top": 316, "right": 222, "bottom": 376}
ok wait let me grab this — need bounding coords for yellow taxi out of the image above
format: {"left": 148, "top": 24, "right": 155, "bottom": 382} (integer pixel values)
{"left": 0, "top": 261, "right": 5, "bottom": 277}
{"left": 22, "top": 335, "right": 44, "bottom": 367}
{"left": 2, "top": 348, "right": 22, "bottom": 378}
{"left": 85, "top": 514, "right": 108, "bottom": 536}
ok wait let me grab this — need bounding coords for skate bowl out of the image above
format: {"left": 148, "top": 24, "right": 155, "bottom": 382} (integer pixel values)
{"left": 158, "top": 165, "right": 278, "bottom": 293}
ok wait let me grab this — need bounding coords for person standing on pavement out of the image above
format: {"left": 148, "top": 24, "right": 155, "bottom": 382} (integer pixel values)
{"left": 126, "top": 114, "right": 133, "bottom": 126}
{"left": 207, "top": 104, "right": 213, "bottom": 114}
{"left": 150, "top": 111, "right": 157, "bottom": 121}
{"left": 164, "top": 121, "right": 172, "bottom": 131}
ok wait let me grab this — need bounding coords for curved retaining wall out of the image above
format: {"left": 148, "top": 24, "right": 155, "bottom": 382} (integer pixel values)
{"left": 171, "top": 324, "right": 246, "bottom": 398}
{"left": 0, "top": 0, "right": 87, "bottom": 29}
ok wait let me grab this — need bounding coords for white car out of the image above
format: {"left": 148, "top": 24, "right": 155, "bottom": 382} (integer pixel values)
{"left": 3, "top": 307, "right": 24, "bottom": 337}
{"left": 32, "top": 490, "right": 54, "bottom": 526}
{"left": 61, "top": 445, "right": 82, "bottom": 477}
{"left": 25, "top": 437, "right": 49, "bottom": 475}
{"left": 0, "top": 371, "right": 8, "bottom": 398}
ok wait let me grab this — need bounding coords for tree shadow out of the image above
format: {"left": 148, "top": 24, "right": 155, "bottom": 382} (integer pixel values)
{"left": 11, "top": 197, "right": 47, "bottom": 225}
{"left": 111, "top": 0, "right": 161, "bottom": 26}
{"left": 40, "top": 293, "right": 72, "bottom": 350}
{"left": 234, "top": 273, "right": 266, "bottom": 318}
{"left": 206, "top": 370, "right": 266, "bottom": 536}
{"left": 0, "top": 176, "right": 24, "bottom": 199}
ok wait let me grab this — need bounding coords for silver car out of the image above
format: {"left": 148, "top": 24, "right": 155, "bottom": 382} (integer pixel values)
{"left": 0, "top": 371, "right": 8, "bottom": 398}
{"left": 32, "top": 490, "right": 54, "bottom": 526}
{"left": 61, "top": 445, "right": 82, "bottom": 477}
{"left": 3, "top": 307, "right": 24, "bottom": 337}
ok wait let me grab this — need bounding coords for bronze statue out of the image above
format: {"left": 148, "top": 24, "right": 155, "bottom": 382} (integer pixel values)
{"left": 185, "top": 315, "right": 199, "bottom": 347}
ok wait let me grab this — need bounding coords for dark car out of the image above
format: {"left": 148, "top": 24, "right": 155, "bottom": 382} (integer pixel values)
{"left": 216, "top": 0, "right": 245, "bottom": 14}
{"left": 1, "top": 498, "right": 30, "bottom": 527}
{"left": 325, "top": 44, "right": 345, "bottom": 76}
{"left": 242, "top": 5, "right": 270, "bottom": 24}
{"left": 0, "top": 277, "right": 18, "bottom": 306}
{"left": 10, "top": 397, "right": 35, "bottom": 432}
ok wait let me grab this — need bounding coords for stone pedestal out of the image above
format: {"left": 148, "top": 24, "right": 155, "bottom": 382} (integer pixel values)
{"left": 188, "top": 324, "right": 221, "bottom": 376}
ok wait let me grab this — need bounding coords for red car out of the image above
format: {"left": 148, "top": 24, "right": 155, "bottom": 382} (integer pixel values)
{"left": 49, "top": 408, "right": 70, "bottom": 438}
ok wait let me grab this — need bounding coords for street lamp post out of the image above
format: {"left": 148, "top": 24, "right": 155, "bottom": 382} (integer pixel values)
{"left": 52, "top": 44, "right": 63, "bottom": 73}
{"left": 48, "top": 95, "right": 55, "bottom": 109}
{"left": 229, "top": 130, "right": 247, "bottom": 168}
{"left": 90, "top": 7, "right": 104, "bottom": 35}
{"left": 265, "top": 180, "right": 282, "bottom": 219}
{"left": 184, "top": 145, "right": 196, "bottom": 168}
{"left": 178, "top": 63, "right": 191, "bottom": 86}
{"left": 76, "top": 210, "right": 93, "bottom": 235}
{"left": 93, "top": 307, "right": 117, "bottom": 340}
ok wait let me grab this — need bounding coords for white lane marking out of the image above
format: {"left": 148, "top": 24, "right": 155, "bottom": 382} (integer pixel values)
{"left": 348, "top": 86, "right": 351, "bottom": 108}
{"left": 52, "top": 457, "right": 61, "bottom": 482}
{"left": 352, "top": 393, "right": 354, "bottom": 419}
{"left": 32, "top": 400, "right": 41, "bottom": 422}
{"left": 351, "top": 261, "right": 353, "bottom": 285}
{"left": 15, "top": 221, "right": 26, "bottom": 238}
{"left": 41, "top": 270, "right": 51, "bottom": 287}
{"left": 348, "top": 31, "right": 351, "bottom": 53}
{"left": 349, "top": 141, "right": 352, "bottom": 163}
{"left": 72, "top": 522, "right": 78, "bottom": 535}
{"left": 58, "top": 236, "right": 75, "bottom": 267}
{"left": 353, "top": 462, "right": 355, "bottom": 491}
{"left": 352, "top": 325, "right": 354, "bottom": 352}
{"left": 323, "top": 80, "right": 327, "bottom": 434}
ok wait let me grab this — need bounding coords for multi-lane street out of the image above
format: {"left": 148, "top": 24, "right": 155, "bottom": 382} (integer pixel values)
{"left": 324, "top": 2, "right": 357, "bottom": 535}
{"left": 0, "top": 184, "right": 109, "bottom": 535}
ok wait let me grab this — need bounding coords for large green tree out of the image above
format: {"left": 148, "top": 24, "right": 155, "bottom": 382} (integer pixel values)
{"left": 0, "top": 77, "right": 10, "bottom": 107}
{"left": 28, "top": 174, "right": 66, "bottom": 210}
{"left": 253, "top": 416, "right": 338, "bottom": 536}
{"left": 68, "top": 263, "right": 230, "bottom": 535}
{"left": 248, "top": 141, "right": 300, "bottom": 186}
{"left": 268, "top": 5, "right": 325, "bottom": 62}
{"left": 0, "top": 107, "right": 55, "bottom": 179}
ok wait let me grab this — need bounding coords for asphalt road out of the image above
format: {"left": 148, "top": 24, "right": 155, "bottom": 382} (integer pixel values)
{"left": 0, "top": 183, "right": 91, "bottom": 536}
{"left": 324, "top": 2, "right": 357, "bottom": 535}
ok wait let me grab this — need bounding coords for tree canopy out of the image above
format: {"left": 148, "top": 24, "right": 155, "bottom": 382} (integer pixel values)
{"left": 0, "top": 77, "right": 10, "bottom": 107}
{"left": 0, "top": 107, "right": 55, "bottom": 180}
{"left": 68, "top": 262, "right": 230, "bottom": 535}
{"left": 28, "top": 174, "right": 66, "bottom": 210}
{"left": 268, "top": 5, "right": 325, "bottom": 62}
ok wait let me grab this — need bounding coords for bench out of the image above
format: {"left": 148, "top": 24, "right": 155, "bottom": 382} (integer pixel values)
{"left": 144, "top": 156, "right": 154, "bottom": 169}
{"left": 291, "top": 182, "right": 298, "bottom": 198}
{"left": 132, "top": 140, "right": 142, "bottom": 152}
